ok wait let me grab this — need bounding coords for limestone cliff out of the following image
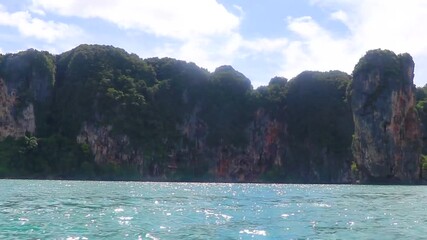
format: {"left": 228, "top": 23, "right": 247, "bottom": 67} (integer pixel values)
{"left": 0, "top": 50, "right": 54, "bottom": 139}
{"left": 168, "top": 108, "right": 287, "bottom": 182}
{"left": 3, "top": 45, "right": 422, "bottom": 183}
{"left": 166, "top": 101, "right": 352, "bottom": 183}
{"left": 351, "top": 50, "right": 421, "bottom": 183}
{"left": 0, "top": 79, "right": 36, "bottom": 139}
{"left": 77, "top": 123, "right": 144, "bottom": 174}
{"left": 216, "top": 112, "right": 285, "bottom": 182}
{"left": 70, "top": 67, "right": 353, "bottom": 183}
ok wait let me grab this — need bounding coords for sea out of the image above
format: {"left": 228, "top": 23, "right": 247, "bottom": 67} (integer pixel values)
{"left": 1, "top": 180, "right": 426, "bottom": 239}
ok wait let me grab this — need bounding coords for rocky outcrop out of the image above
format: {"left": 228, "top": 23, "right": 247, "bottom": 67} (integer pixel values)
{"left": 0, "top": 50, "right": 54, "bottom": 139}
{"left": 174, "top": 106, "right": 350, "bottom": 183}
{"left": 177, "top": 109, "right": 285, "bottom": 181}
{"left": 3, "top": 45, "right": 423, "bottom": 183}
{"left": 213, "top": 109, "right": 287, "bottom": 181}
{"left": 0, "top": 79, "right": 36, "bottom": 139}
{"left": 1, "top": 51, "right": 53, "bottom": 103}
{"left": 77, "top": 123, "right": 144, "bottom": 174}
{"left": 351, "top": 50, "right": 421, "bottom": 183}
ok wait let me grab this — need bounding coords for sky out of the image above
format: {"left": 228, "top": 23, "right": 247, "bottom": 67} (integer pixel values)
{"left": 0, "top": 0, "right": 427, "bottom": 88}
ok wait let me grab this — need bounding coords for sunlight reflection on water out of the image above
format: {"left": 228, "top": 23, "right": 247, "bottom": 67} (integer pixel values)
{"left": 0, "top": 180, "right": 427, "bottom": 239}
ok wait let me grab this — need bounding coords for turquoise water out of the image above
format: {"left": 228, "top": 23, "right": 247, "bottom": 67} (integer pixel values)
{"left": 1, "top": 180, "right": 427, "bottom": 239}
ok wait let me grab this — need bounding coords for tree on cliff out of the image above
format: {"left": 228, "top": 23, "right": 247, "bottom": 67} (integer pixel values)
{"left": 351, "top": 49, "right": 421, "bottom": 183}
{"left": 201, "top": 65, "right": 254, "bottom": 147}
{"left": 1, "top": 45, "right": 425, "bottom": 184}
{"left": 281, "top": 71, "right": 353, "bottom": 182}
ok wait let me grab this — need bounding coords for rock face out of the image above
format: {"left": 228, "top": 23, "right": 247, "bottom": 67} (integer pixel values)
{"left": 202, "top": 109, "right": 287, "bottom": 182}
{"left": 74, "top": 109, "right": 286, "bottom": 182}
{"left": 0, "top": 79, "right": 36, "bottom": 139}
{"left": 351, "top": 50, "right": 421, "bottom": 183}
{"left": 0, "top": 50, "right": 54, "bottom": 139}
{"left": 77, "top": 123, "right": 144, "bottom": 174}
{"left": 163, "top": 103, "right": 351, "bottom": 183}
{"left": 4, "top": 45, "right": 423, "bottom": 183}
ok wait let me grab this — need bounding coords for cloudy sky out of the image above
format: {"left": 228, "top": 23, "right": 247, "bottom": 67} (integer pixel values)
{"left": 1, "top": 0, "right": 426, "bottom": 87}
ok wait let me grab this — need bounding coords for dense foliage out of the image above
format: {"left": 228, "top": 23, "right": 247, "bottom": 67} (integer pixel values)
{"left": 201, "top": 65, "right": 254, "bottom": 147}
{"left": 0, "top": 49, "right": 55, "bottom": 136}
{"left": 353, "top": 49, "right": 402, "bottom": 79}
{"left": 0, "top": 45, "right": 423, "bottom": 182}
{"left": 416, "top": 85, "right": 427, "bottom": 169}
{"left": 254, "top": 71, "right": 353, "bottom": 182}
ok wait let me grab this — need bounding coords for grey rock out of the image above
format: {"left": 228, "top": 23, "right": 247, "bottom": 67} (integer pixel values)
{"left": 351, "top": 50, "right": 421, "bottom": 183}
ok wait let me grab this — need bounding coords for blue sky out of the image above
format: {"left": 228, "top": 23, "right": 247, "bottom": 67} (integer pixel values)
{"left": 1, "top": 0, "right": 427, "bottom": 87}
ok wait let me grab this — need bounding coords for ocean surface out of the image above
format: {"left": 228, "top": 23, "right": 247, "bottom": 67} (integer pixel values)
{"left": 1, "top": 180, "right": 427, "bottom": 239}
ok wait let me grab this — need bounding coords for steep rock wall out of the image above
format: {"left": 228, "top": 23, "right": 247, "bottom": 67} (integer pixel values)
{"left": 0, "top": 79, "right": 36, "bottom": 139}
{"left": 76, "top": 123, "right": 144, "bottom": 174}
{"left": 173, "top": 108, "right": 286, "bottom": 182}
{"left": 0, "top": 50, "right": 54, "bottom": 139}
{"left": 214, "top": 109, "right": 286, "bottom": 181}
{"left": 351, "top": 50, "right": 421, "bottom": 183}
{"left": 75, "top": 72, "right": 353, "bottom": 183}
{"left": 170, "top": 107, "right": 350, "bottom": 183}
{"left": 76, "top": 107, "right": 287, "bottom": 181}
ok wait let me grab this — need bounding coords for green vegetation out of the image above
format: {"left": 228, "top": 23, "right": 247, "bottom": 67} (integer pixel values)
{"left": 0, "top": 50, "right": 56, "bottom": 136}
{"left": 52, "top": 44, "right": 156, "bottom": 138}
{"left": 285, "top": 71, "right": 352, "bottom": 148}
{"left": 0, "top": 45, "right": 356, "bottom": 181}
{"left": 353, "top": 49, "right": 402, "bottom": 79}
{"left": 254, "top": 76, "right": 288, "bottom": 119}
{"left": 351, "top": 161, "right": 359, "bottom": 173}
{"left": 268, "top": 71, "right": 353, "bottom": 182}
{"left": 201, "top": 65, "right": 253, "bottom": 147}
{"left": 0, "top": 135, "right": 94, "bottom": 179}
{"left": 421, "top": 155, "right": 427, "bottom": 171}
{"left": 0, "top": 45, "right": 423, "bottom": 183}
{"left": 416, "top": 85, "right": 427, "bottom": 157}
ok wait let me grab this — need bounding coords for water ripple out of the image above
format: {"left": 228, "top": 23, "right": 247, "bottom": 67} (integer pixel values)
{"left": 1, "top": 180, "right": 427, "bottom": 239}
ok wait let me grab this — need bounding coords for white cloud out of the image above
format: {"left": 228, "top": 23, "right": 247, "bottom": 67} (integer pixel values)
{"left": 29, "top": 0, "right": 245, "bottom": 76}
{"left": 241, "top": 38, "right": 288, "bottom": 53}
{"left": 277, "top": 16, "right": 356, "bottom": 79}
{"left": 31, "top": 0, "right": 240, "bottom": 40}
{"left": 287, "top": 16, "right": 323, "bottom": 38}
{"left": 16, "top": 0, "right": 427, "bottom": 87}
{"left": 146, "top": 34, "right": 241, "bottom": 71}
{"left": 0, "top": 4, "right": 82, "bottom": 43}
{"left": 27, "top": 1, "right": 288, "bottom": 85}
{"left": 330, "top": 10, "right": 348, "bottom": 24}
{"left": 279, "top": 0, "right": 427, "bottom": 86}
{"left": 31, "top": 0, "right": 288, "bottom": 78}
{"left": 146, "top": 34, "right": 290, "bottom": 78}
{"left": 336, "top": 0, "right": 427, "bottom": 54}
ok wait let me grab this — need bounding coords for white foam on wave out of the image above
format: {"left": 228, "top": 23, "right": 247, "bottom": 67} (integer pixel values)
{"left": 221, "top": 214, "right": 232, "bottom": 221}
{"left": 313, "top": 203, "right": 331, "bottom": 208}
{"left": 203, "top": 209, "right": 232, "bottom": 221}
{"left": 145, "top": 233, "right": 160, "bottom": 240}
{"left": 117, "top": 216, "right": 133, "bottom": 225}
{"left": 66, "top": 237, "right": 88, "bottom": 240}
{"left": 18, "top": 217, "right": 29, "bottom": 222}
{"left": 239, "top": 229, "right": 267, "bottom": 236}
{"left": 114, "top": 208, "right": 124, "bottom": 213}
